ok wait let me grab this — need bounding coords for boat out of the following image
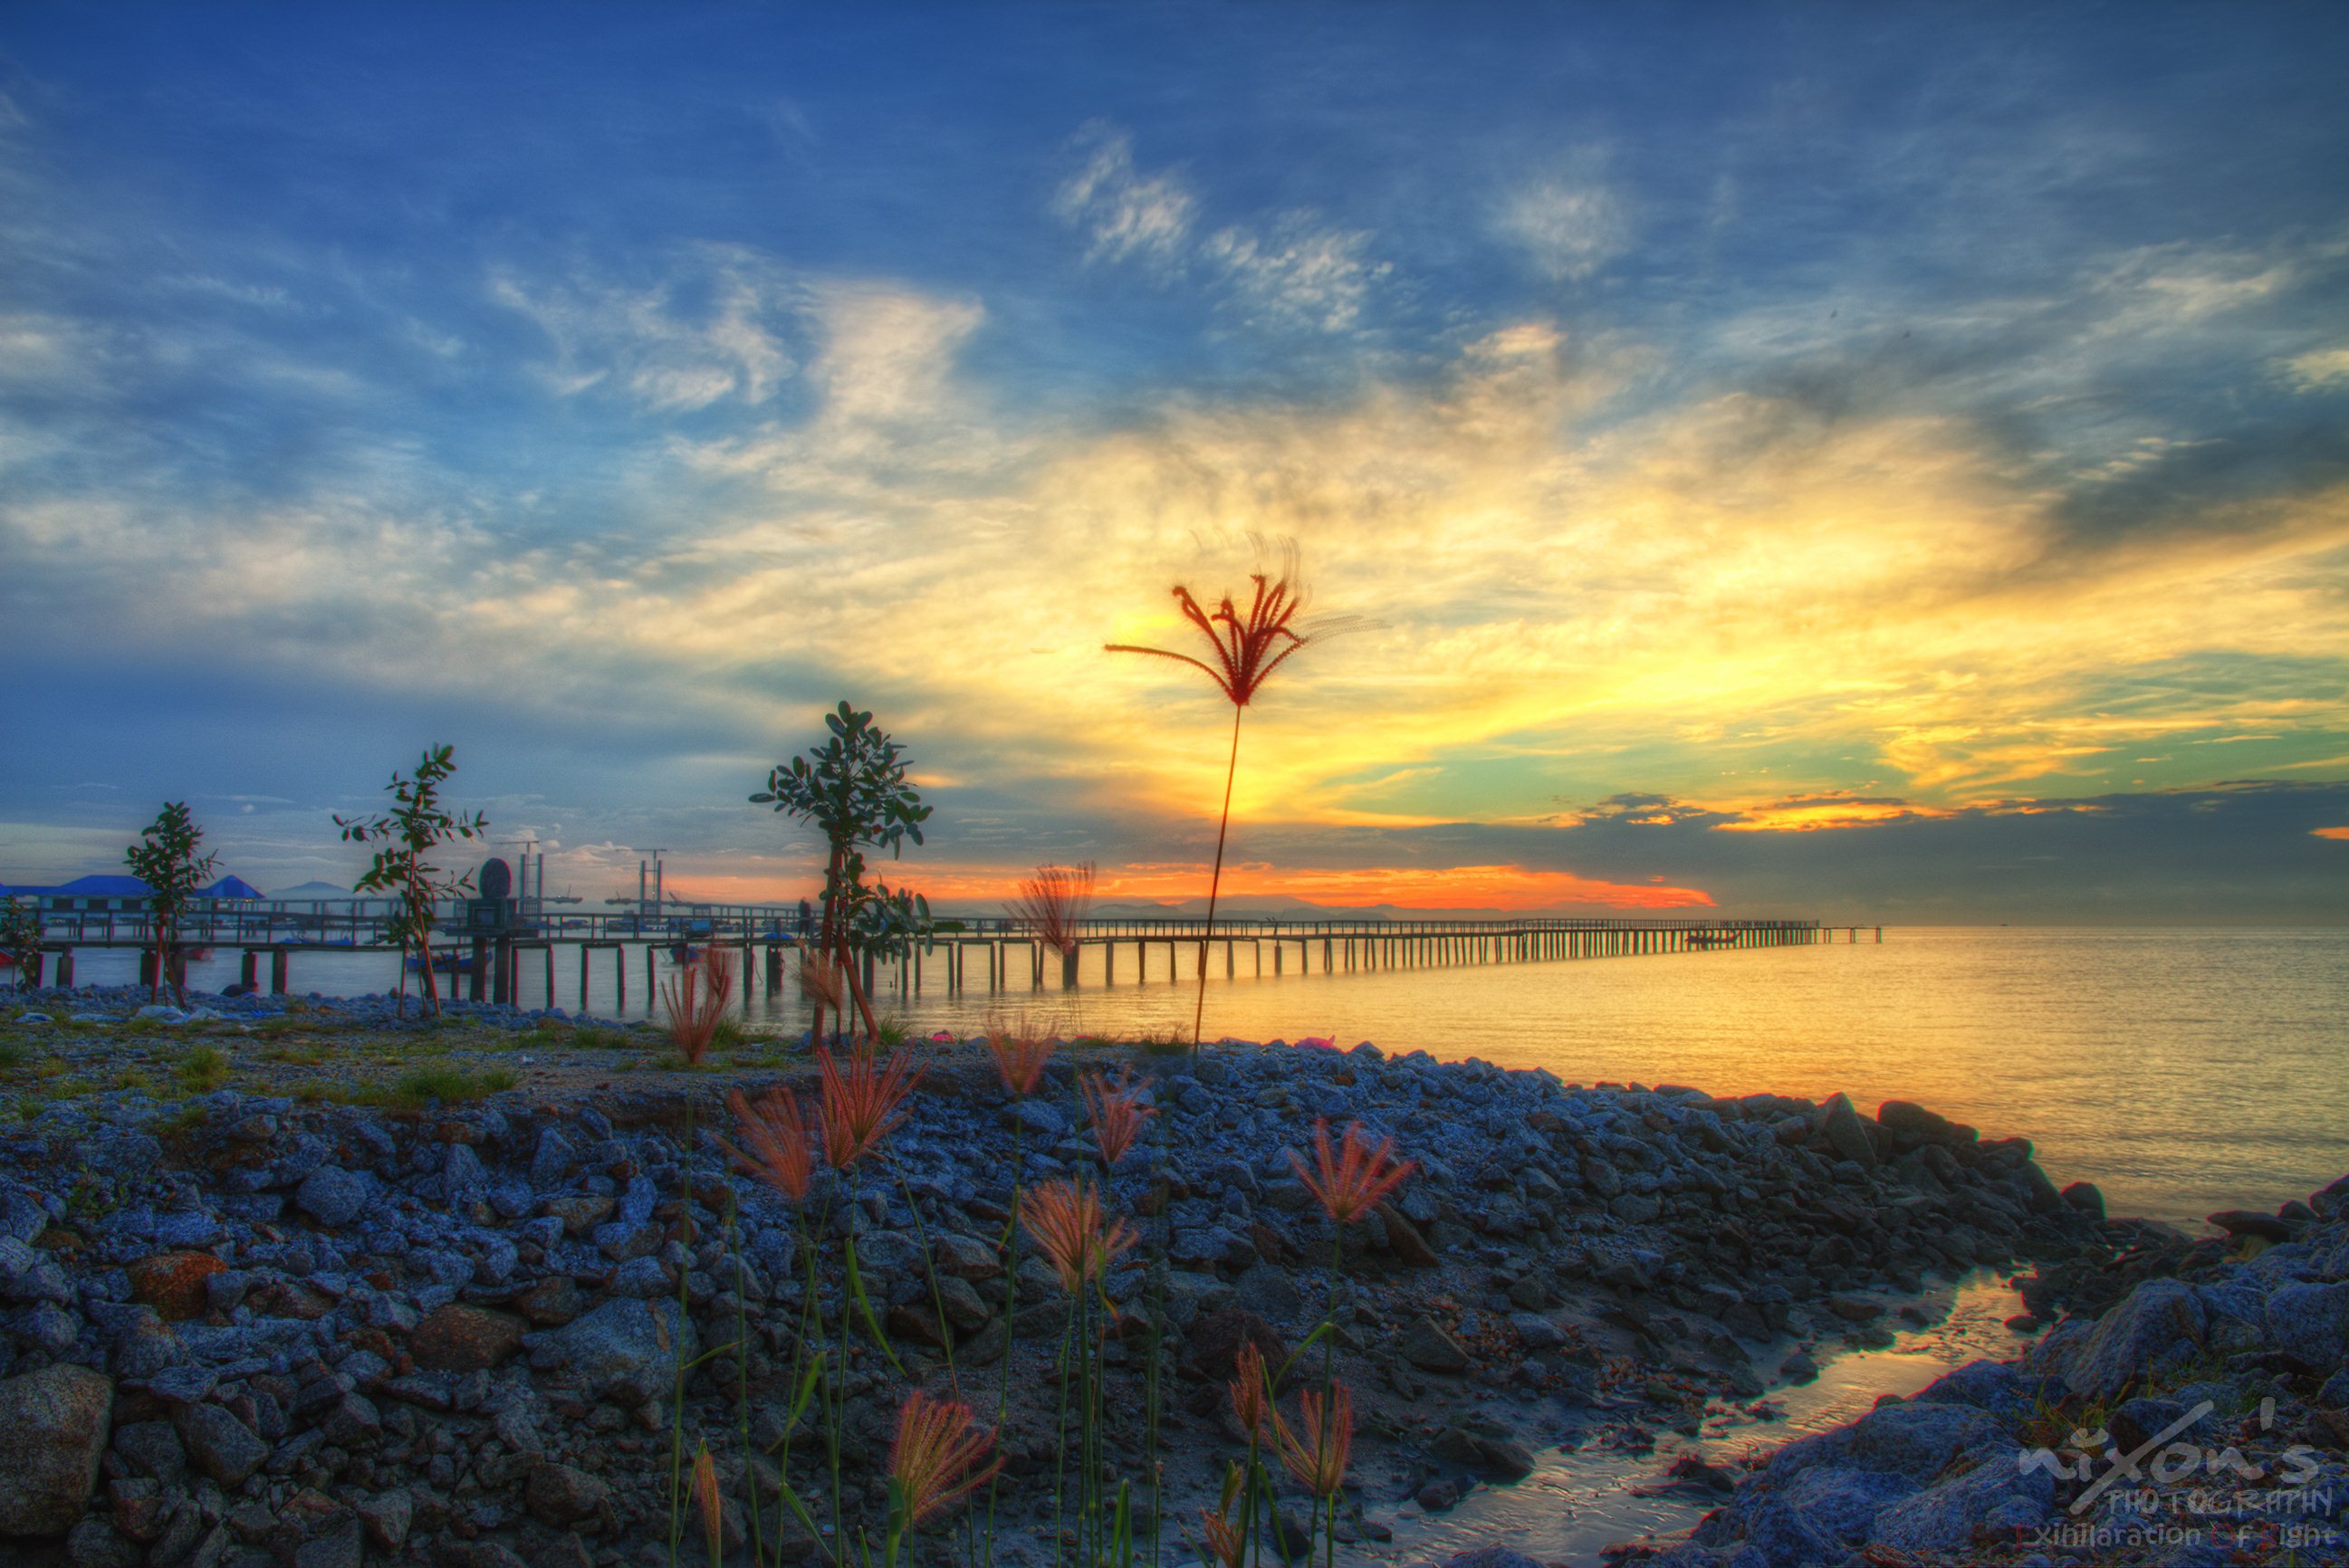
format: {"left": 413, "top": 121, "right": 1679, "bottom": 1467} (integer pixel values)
{"left": 406, "top": 951, "right": 478, "bottom": 975}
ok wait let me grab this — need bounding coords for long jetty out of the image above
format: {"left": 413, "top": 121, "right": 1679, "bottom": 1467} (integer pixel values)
{"left": 21, "top": 902, "right": 1881, "bottom": 1010}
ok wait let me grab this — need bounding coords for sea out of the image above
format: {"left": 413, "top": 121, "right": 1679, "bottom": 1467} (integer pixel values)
{"left": 85, "top": 924, "right": 2346, "bottom": 1229}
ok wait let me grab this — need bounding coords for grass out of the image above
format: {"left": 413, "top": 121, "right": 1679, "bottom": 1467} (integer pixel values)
{"left": 0, "top": 1039, "right": 26, "bottom": 1072}
{"left": 384, "top": 1064, "right": 520, "bottom": 1107}
{"left": 176, "top": 1045, "right": 230, "bottom": 1094}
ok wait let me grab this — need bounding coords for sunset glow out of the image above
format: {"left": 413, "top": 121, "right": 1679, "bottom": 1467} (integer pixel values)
{"left": 0, "top": 7, "right": 2342, "bottom": 923}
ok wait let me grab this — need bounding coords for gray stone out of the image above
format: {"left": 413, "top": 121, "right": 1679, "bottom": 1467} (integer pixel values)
{"left": 0, "top": 1363, "right": 114, "bottom": 1535}
{"left": 2064, "top": 1278, "right": 2206, "bottom": 1399}
{"left": 294, "top": 1167, "right": 369, "bottom": 1229}
{"left": 524, "top": 1297, "right": 695, "bottom": 1406}
{"left": 1004, "top": 1100, "right": 1068, "bottom": 1139}
{"left": 524, "top": 1463, "right": 610, "bottom": 1527}
{"left": 1871, "top": 1454, "right": 2056, "bottom": 1554}
{"left": 1817, "top": 1093, "right": 1877, "bottom": 1167}
{"left": 1230, "top": 1263, "right": 1303, "bottom": 1322}
{"left": 292, "top": 1518, "right": 362, "bottom": 1568}
{"left": 1398, "top": 1315, "right": 1471, "bottom": 1373}
{"left": 2264, "top": 1280, "right": 2349, "bottom": 1372}
{"left": 171, "top": 1403, "right": 267, "bottom": 1487}
{"left": 353, "top": 1488, "right": 412, "bottom": 1551}
{"left": 110, "top": 1420, "right": 187, "bottom": 1484}
{"left": 65, "top": 1517, "right": 143, "bottom": 1568}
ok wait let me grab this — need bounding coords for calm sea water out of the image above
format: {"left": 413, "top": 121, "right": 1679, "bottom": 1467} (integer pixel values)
{"left": 81, "top": 925, "right": 2345, "bottom": 1228}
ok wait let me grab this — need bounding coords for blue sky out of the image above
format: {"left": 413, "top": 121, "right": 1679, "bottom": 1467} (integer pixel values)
{"left": 3, "top": 4, "right": 2344, "bottom": 920}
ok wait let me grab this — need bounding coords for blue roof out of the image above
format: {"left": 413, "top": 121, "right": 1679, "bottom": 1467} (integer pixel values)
{"left": 0, "top": 873, "right": 265, "bottom": 899}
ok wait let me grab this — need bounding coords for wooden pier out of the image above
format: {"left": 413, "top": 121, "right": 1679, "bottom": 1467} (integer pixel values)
{"left": 19, "top": 903, "right": 1881, "bottom": 1006}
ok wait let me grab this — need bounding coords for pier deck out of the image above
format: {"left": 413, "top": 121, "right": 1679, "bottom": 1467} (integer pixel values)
{"left": 20, "top": 904, "right": 1881, "bottom": 1009}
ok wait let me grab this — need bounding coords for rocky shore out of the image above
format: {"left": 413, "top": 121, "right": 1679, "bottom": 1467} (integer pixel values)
{"left": 0, "top": 988, "right": 2151, "bottom": 1568}
{"left": 1647, "top": 1182, "right": 2349, "bottom": 1568}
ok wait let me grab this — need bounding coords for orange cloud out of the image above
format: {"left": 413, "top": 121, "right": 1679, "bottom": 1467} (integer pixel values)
{"left": 665, "top": 860, "right": 1711, "bottom": 912}
{"left": 2315, "top": 826, "right": 2349, "bottom": 841}
{"left": 1711, "top": 797, "right": 1955, "bottom": 833}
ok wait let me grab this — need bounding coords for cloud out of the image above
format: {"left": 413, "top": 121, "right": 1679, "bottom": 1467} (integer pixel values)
{"left": 2278, "top": 346, "right": 2349, "bottom": 389}
{"left": 490, "top": 248, "right": 801, "bottom": 409}
{"left": 1052, "top": 122, "right": 1196, "bottom": 265}
{"left": 1500, "top": 177, "right": 1628, "bottom": 282}
{"left": 1052, "top": 123, "right": 1389, "bottom": 335}
{"left": 1202, "top": 215, "right": 1389, "bottom": 333}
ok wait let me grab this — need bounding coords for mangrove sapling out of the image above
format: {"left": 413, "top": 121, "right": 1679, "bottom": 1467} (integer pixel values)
{"left": 334, "top": 744, "right": 486, "bottom": 1018}
{"left": 0, "top": 897, "right": 40, "bottom": 991}
{"left": 751, "top": 702, "right": 935, "bottom": 1046}
{"left": 124, "top": 801, "right": 217, "bottom": 1007}
{"left": 1105, "top": 540, "right": 1363, "bottom": 1051}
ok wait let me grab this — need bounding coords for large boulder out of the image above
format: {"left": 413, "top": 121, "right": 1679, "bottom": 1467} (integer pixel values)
{"left": 0, "top": 1364, "right": 114, "bottom": 1535}
{"left": 2264, "top": 1281, "right": 2349, "bottom": 1373}
{"left": 523, "top": 1298, "right": 695, "bottom": 1407}
{"left": 2062, "top": 1278, "right": 2206, "bottom": 1399}
{"left": 1815, "top": 1094, "right": 1877, "bottom": 1167}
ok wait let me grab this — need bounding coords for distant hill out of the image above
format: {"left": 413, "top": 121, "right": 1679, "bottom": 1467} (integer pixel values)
{"left": 269, "top": 880, "right": 367, "bottom": 902}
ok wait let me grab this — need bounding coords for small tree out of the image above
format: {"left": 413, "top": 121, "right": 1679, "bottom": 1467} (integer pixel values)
{"left": 124, "top": 801, "right": 219, "bottom": 1006}
{"left": 751, "top": 702, "right": 933, "bottom": 1044}
{"left": 335, "top": 744, "right": 487, "bottom": 1018}
{"left": 0, "top": 896, "right": 42, "bottom": 991}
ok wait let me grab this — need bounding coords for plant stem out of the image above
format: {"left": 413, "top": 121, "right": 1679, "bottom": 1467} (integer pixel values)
{"left": 1192, "top": 704, "right": 1244, "bottom": 1054}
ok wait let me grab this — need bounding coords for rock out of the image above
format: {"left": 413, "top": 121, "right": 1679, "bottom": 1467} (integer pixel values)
{"left": 1869, "top": 1448, "right": 2055, "bottom": 1554}
{"left": 110, "top": 1420, "right": 187, "bottom": 1483}
{"left": 1438, "top": 1551, "right": 1546, "bottom": 1568}
{"left": 2263, "top": 1281, "right": 2349, "bottom": 1372}
{"left": 293, "top": 1166, "right": 370, "bottom": 1229}
{"left": 1509, "top": 1311, "right": 1565, "bottom": 1350}
{"left": 172, "top": 1401, "right": 268, "bottom": 1487}
{"left": 1414, "top": 1477, "right": 1459, "bottom": 1512}
{"left": 1780, "top": 1351, "right": 1819, "bottom": 1383}
{"left": 1875, "top": 1101, "right": 1976, "bottom": 1150}
{"left": 1377, "top": 1202, "right": 1440, "bottom": 1267}
{"left": 1004, "top": 1100, "right": 1067, "bottom": 1139}
{"left": 1826, "top": 1293, "right": 1884, "bottom": 1322}
{"left": 525, "top": 1463, "right": 610, "bottom": 1527}
{"left": 2062, "top": 1278, "right": 2206, "bottom": 1398}
{"left": 2209, "top": 1209, "right": 2295, "bottom": 1243}
{"left": 542, "top": 1195, "right": 615, "bottom": 1237}
{"left": 2061, "top": 1181, "right": 2105, "bottom": 1219}
{"left": 525, "top": 1297, "right": 695, "bottom": 1406}
{"left": 1398, "top": 1315, "right": 1471, "bottom": 1374}
{"left": 128, "top": 1251, "right": 228, "bottom": 1321}
{"left": 354, "top": 1488, "right": 413, "bottom": 1550}
{"left": 65, "top": 1517, "right": 143, "bottom": 1568}
{"left": 515, "top": 1276, "right": 586, "bottom": 1326}
{"left": 1230, "top": 1263, "right": 1303, "bottom": 1321}
{"left": 1180, "top": 1309, "right": 1287, "bottom": 1384}
{"left": 1427, "top": 1413, "right": 1536, "bottom": 1481}
{"left": 292, "top": 1517, "right": 363, "bottom": 1568}
{"left": 935, "top": 1274, "right": 992, "bottom": 1331}
{"left": 0, "top": 1363, "right": 115, "bottom": 1535}
{"left": 1817, "top": 1093, "right": 1877, "bottom": 1167}
{"left": 409, "top": 1304, "right": 527, "bottom": 1372}
{"left": 930, "top": 1232, "right": 999, "bottom": 1279}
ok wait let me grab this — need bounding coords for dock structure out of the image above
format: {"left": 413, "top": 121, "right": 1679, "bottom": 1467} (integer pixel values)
{"left": 19, "top": 903, "right": 1882, "bottom": 1005}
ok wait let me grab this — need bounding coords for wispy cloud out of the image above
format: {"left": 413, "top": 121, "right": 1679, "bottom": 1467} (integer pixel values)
{"left": 1052, "top": 121, "right": 1390, "bottom": 336}
{"left": 1500, "top": 176, "right": 1628, "bottom": 282}
{"left": 1052, "top": 121, "right": 1196, "bottom": 265}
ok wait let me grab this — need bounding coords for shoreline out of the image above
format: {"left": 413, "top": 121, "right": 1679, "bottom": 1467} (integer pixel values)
{"left": 0, "top": 985, "right": 2309, "bottom": 1567}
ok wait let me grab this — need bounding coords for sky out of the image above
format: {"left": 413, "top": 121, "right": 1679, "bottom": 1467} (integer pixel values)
{"left": 1, "top": 3, "right": 2344, "bottom": 923}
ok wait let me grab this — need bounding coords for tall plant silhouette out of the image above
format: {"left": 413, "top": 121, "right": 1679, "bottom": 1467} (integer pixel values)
{"left": 1106, "top": 540, "right": 1359, "bottom": 1047}
{"left": 125, "top": 800, "right": 217, "bottom": 1006}
{"left": 334, "top": 744, "right": 486, "bottom": 1018}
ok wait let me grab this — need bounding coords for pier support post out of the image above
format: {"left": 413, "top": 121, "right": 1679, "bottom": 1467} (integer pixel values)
{"left": 1061, "top": 948, "right": 1079, "bottom": 990}
{"left": 241, "top": 950, "right": 260, "bottom": 991}
{"left": 53, "top": 950, "right": 72, "bottom": 988}
{"left": 271, "top": 948, "right": 288, "bottom": 994}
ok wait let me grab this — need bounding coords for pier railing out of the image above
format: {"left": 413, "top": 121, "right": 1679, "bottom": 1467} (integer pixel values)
{"left": 17, "top": 899, "right": 1881, "bottom": 1008}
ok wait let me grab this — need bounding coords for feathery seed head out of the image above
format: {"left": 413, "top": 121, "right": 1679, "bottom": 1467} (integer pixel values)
{"left": 718, "top": 1085, "right": 817, "bottom": 1202}
{"left": 887, "top": 1390, "right": 1002, "bottom": 1527}
{"left": 1020, "top": 1178, "right": 1138, "bottom": 1295}
{"left": 1274, "top": 1382, "right": 1354, "bottom": 1499}
{"left": 1290, "top": 1118, "right": 1415, "bottom": 1225}
{"left": 1079, "top": 1067, "right": 1155, "bottom": 1168}
{"left": 817, "top": 1039, "right": 922, "bottom": 1169}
